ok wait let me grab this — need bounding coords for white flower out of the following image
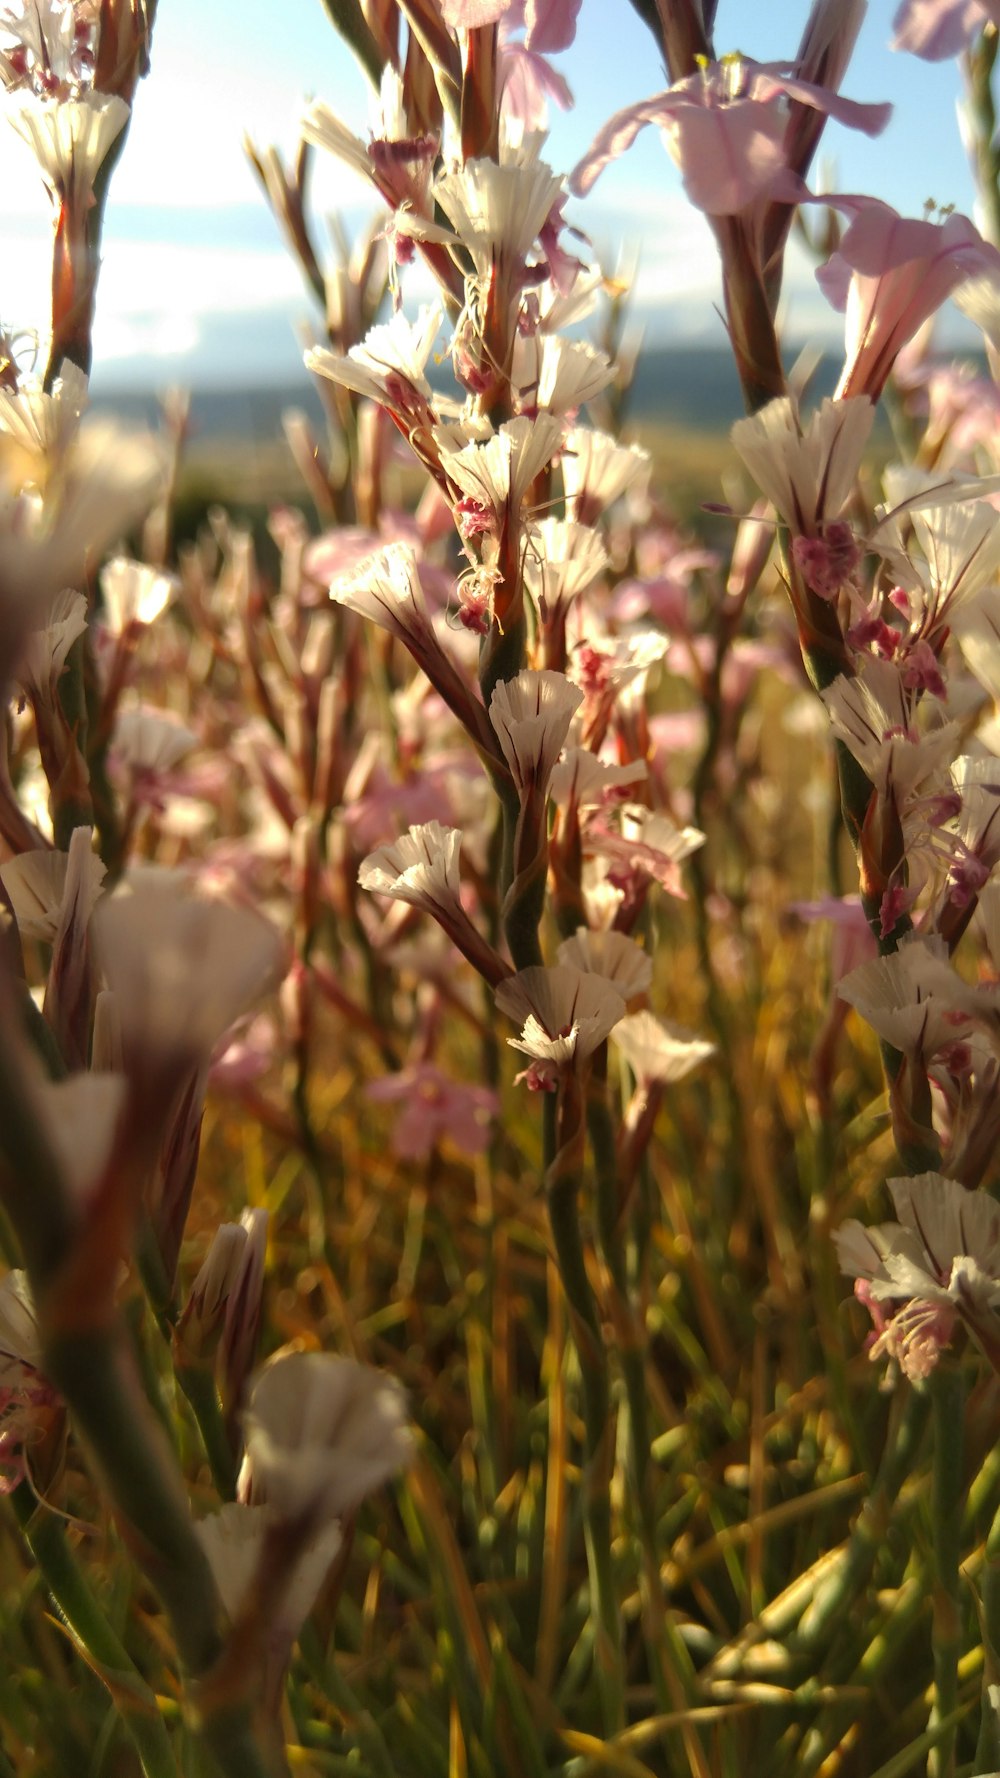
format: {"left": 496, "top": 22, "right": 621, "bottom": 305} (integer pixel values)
{"left": 17, "top": 587, "right": 87, "bottom": 696}
{"left": 611, "top": 1010, "right": 715, "bottom": 1083}
{"left": 556, "top": 928, "right": 653, "bottom": 998}
{"left": 92, "top": 869, "right": 285, "bottom": 1084}
{"left": 837, "top": 935, "right": 983, "bottom": 1061}
{"left": 514, "top": 336, "right": 615, "bottom": 416}
{"left": 358, "top": 822, "right": 463, "bottom": 913}
{"left": 99, "top": 556, "right": 176, "bottom": 633}
{"left": 561, "top": 428, "right": 650, "bottom": 513}
{"left": 8, "top": 90, "right": 129, "bottom": 207}
{"left": 0, "top": 840, "right": 105, "bottom": 943}
{"left": 495, "top": 964, "right": 626, "bottom": 1066}
{"left": 306, "top": 305, "right": 441, "bottom": 407}
{"left": 489, "top": 669, "right": 583, "bottom": 798}
{"left": 549, "top": 749, "right": 648, "bottom": 808}
{"left": 240, "top": 1351, "right": 412, "bottom": 1523}
{"left": 731, "top": 396, "right": 874, "bottom": 533}
{"left": 821, "top": 658, "right": 959, "bottom": 802}
{"left": 433, "top": 155, "right": 563, "bottom": 278}
{"left": 196, "top": 1500, "right": 343, "bottom": 1631}
{"left": 437, "top": 415, "right": 563, "bottom": 527}
{"left": 112, "top": 707, "right": 197, "bottom": 777}
{"left": 329, "top": 542, "right": 428, "bottom": 643}
{"left": 522, "top": 519, "right": 608, "bottom": 618}
{"left": 835, "top": 1172, "right": 1000, "bottom": 1380}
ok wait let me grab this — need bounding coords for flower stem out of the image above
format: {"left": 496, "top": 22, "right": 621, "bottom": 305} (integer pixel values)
{"left": 927, "top": 1364, "right": 965, "bottom": 1778}
{"left": 543, "top": 1081, "right": 625, "bottom": 1735}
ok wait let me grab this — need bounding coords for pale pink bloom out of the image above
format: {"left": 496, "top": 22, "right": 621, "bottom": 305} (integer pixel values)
{"left": 440, "top": 0, "right": 510, "bottom": 24}
{"left": 366, "top": 1064, "right": 499, "bottom": 1159}
{"left": 731, "top": 395, "right": 874, "bottom": 535}
{"left": 0, "top": 838, "right": 104, "bottom": 943}
{"left": 523, "top": 519, "right": 608, "bottom": 620}
{"left": 789, "top": 895, "right": 877, "bottom": 980}
{"left": 556, "top": 928, "right": 652, "bottom": 998}
{"left": 892, "top": 0, "right": 1000, "bottom": 59}
{"left": 571, "top": 56, "right": 888, "bottom": 215}
{"left": 817, "top": 199, "right": 1000, "bottom": 399}
{"left": 835, "top": 1172, "right": 1000, "bottom": 1379}
{"left": 611, "top": 1010, "right": 715, "bottom": 1084}
{"left": 240, "top": 1352, "right": 412, "bottom": 1524}
{"left": 489, "top": 669, "right": 583, "bottom": 797}
{"left": 499, "top": 42, "right": 571, "bottom": 130}
{"left": 496, "top": 963, "right": 626, "bottom": 1067}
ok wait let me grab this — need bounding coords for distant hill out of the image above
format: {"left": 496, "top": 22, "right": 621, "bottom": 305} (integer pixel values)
{"left": 90, "top": 346, "right": 850, "bottom": 445}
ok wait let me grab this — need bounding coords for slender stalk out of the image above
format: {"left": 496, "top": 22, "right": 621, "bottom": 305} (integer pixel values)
{"left": 543, "top": 1081, "right": 624, "bottom": 1735}
{"left": 9, "top": 1482, "right": 179, "bottom": 1778}
{"left": 927, "top": 1365, "right": 965, "bottom": 1778}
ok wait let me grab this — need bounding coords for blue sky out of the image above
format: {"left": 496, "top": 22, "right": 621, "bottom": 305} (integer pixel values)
{"left": 0, "top": 0, "right": 983, "bottom": 389}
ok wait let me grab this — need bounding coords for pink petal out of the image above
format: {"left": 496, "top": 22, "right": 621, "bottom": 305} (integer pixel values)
{"left": 441, "top": 0, "right": 511, "bottom": 25}
{"left": 570, "top": 92, "right": 677, "bottom": 197}
{"left": 500, "top": 43, "right": 572, "bottom": 130}
{"left": 774, "top": 72, "right": 892, "bottom": 136}
{"left": 892, "top": 0, "right": 1000, "bottom": 60}
{"left": 665, "top": 100, "right": 790, "bottom": 215}
{"left": 523, "top": 0, "right": 581, "bottom": 51}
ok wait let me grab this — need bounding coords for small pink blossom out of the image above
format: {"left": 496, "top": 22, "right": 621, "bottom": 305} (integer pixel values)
{"left": 366, "top": 1064, "right": 499, "bottom": 1159}
{"left": 791, "top": 520, "right": 862, "bottom": 599}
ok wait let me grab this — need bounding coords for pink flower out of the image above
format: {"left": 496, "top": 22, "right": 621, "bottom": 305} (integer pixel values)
{"left": 816, "top": 198, "right": 1000, "bottom": 399}
{"left": 366, "top": 1064, "right": 499, "bottom": 1159}
{"left": 892, "top": 0, "right": 1000, "bottom": 60}
{"left": 571, "top": 57, "right": 889, "bottom": 217}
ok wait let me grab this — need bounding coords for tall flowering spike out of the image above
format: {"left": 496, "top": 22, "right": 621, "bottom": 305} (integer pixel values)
{"left": 835, "top": 1172, "right": 1000, "bottom": 1380}
{"left": 489, "top": 669, "right": 583, "bottom": 798}
{"left": 91, "top": 869, "right": 285, "bottom": 1100}
{"left": 495, "top": 964, "right": 627, "bottom": 1070}
{"left": 816, "top": 198, "right": 1000, "bottom": 399}
{"left": 731, "top": 395, "right": 874, "bottom": 535}
{"left": 240, "top": 1351, "right": 413, "bottom": 1524}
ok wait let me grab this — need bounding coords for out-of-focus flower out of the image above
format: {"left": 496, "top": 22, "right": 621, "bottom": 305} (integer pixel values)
{"left": 0, "top": 837, "right": 104, "bottom": 943}
{"left": 892, "top": 0, "right": 1000, "bottom": 60}
{"left": 835, "top": 1172, "right": 1000, "bottom": 1379}
{"left": 240, "top": 1351, "right": 413, "bottom": 1524}
{"left": 24, "top": 1069, "right": 128, "bottom": 1203}
{"left": 8, "top": 88, "right": 129, "bottom": 209}
{"left": 556, "top": 928, "right": 652, "bottom": 997}
{"left": 611, "top": 1010, "right": 715, "bottom": 1083}
{"left": 586, "top": 803, "right": 705, "bottom": 898}
{"left": 366, "top": 1063, "right": 499, "bottom": 1158}
{"left": 92, "top": 869, "right": 285, "bottom": 1098}
{"left": 16, "top": 588, "right": 88, "bottom": 699}
{"left": 196, "top": 1500, "right": 343, "bottom": 1631}
{"left": 99, "top": 555, "right": 176, "bottom": 633}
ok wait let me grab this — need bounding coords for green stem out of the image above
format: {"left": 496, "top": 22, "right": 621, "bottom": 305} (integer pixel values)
{"left": 927, "top": 1365, "right": 965, "bottom": 1778}
{"left": 543, "top": 1083, "right": 624, "bottom": 1735}
{"left": 10, "top": 1482, "right": 179, "bottom": 1778}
